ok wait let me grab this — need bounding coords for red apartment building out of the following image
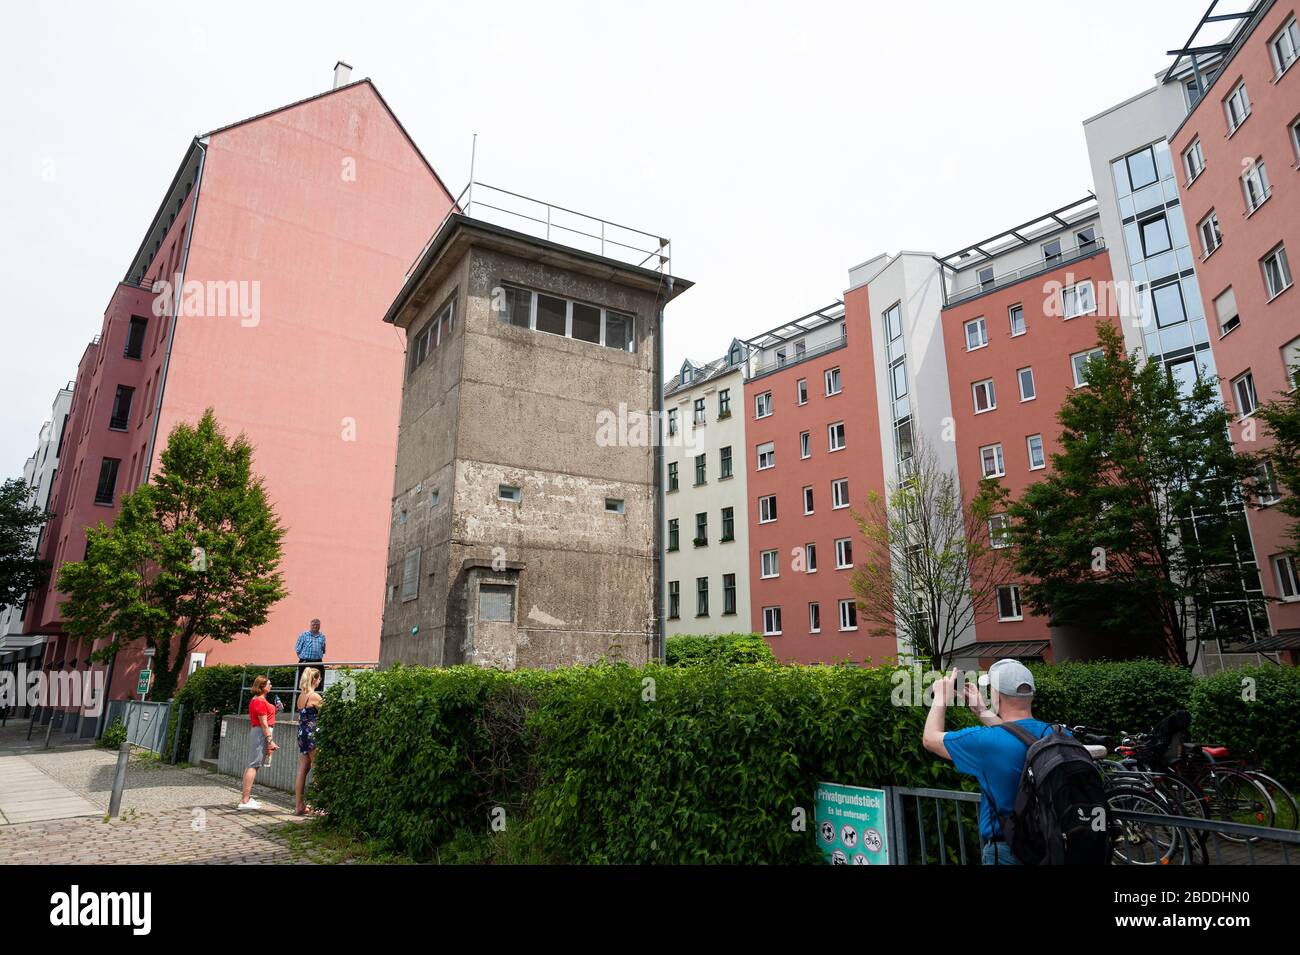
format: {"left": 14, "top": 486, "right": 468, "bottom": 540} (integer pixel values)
{"left": 1169, "top": 0, "right": 1300, "bottom": 644}
{"left": 743, "top": 302, "right": 891, "bottom": 663}
{"left": 27, "top": 68, "right": 455, "bottom": 733}
{"left": 938, "top": 198, "right": 1117, "bottom": 657}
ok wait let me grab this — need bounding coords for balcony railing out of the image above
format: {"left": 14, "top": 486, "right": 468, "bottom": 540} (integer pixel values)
{"left": 944, "top": 237, "right": 1107, "bottom": 307}
{"left": 747, "top": 333, "right": 847, "bottom": 380}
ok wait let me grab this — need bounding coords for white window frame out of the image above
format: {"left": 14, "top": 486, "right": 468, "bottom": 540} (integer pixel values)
{"left": 978, "top": 266, "right": 995, "bottom": 289}
{"left": 1262, "top": 244, "right": 1293, "bottom": 300}
{"left": 808, "top": 602, "right": 821, "bottom": 634}
{"left": 1008, "top": 304, "right": 1026, "bottom": 337}
{"left": 803, "top": 486, "right": 814, "bottom": 515}
{"left": 760, "top": 549, "right": 780, "bottom": 579}
{"left": 1017, "top": 367, "right": 1036, "bottom": 402}
{"left": 828, "top": 421, "right": 846, "bottom": 452}
{"left": 838, "top": 599, "right": 858, "bottom": 632}
{"left": 1183, "top": 138, "right": 1205, "bottom": 185}
{"left": 972, "top": 378, "right": 996, "bottom": 414}
{"left": 498, "top": 284, "right": 634, "bottom": 352}
{"left": 1269, "top": 15, "right": 1300, "bottom": 78}
{"left": 996, "top": 585, "right": 1023, "bottom": 621}
{"left": 834, "top": 538, "right": 853, "bottom": 569}
{"left": 1071, "top": 348, "right": 1104, "bottom": 388}
{"left": 1225, "top": 79, "right": 1251, "bottom": 133}
{"left": 831, "top": 478, "right": 850, "bottom": 509}
{"left": 1062, "top": 281, "right": 1097, "bottom": 319}
{"left": 759, "top": 494, "right": 778, "bottom": 524}
{"left": 800, "top": 431, "right": 811, "bottom": 459}
{"left": 989, "top": 514, "right": 1011, "bottom": 549}
{"left": 1241, "top": 160, "right": 1271, "bottom": 215}
{"left": 763, "top": 606, "right": 782, "bottom": 636}
{"left": 1274, "top": 554, "right": 1300, "bottom": 600}
{"left": 1232, "top": 371, "right": 1258, "bottom": 417}
{"left": 1215, "top": 286, "right": 1241, "bottom": 336}
{"left": 1291, "top": 114, "right": 1300, "bottom": 164}
{"left": 825, "top": 367, "right": 842, "bottom": 396}
{"left": 755, "top": 391, "right": 773, "bottom": 418}
{"left": 797, "top": 378, "right": 808, "bottom": 405}
{"left": 964, "top": 316, "right": 988, "bottom": 351}
{"left": 1257, "top": 460, "right": 1281, "bottom": 506}
{"left": 980, "top": 443, "right": 1005, "bottom": 478}
{"left": 1198, "top": 211, "right": 1222, "bottom": 257}
{"left": 756, "top": 441, "right": 775, "bottom": 471}
{"left": 806, "top": 542, "right": 818, "bottom": 574}
{"left": 1027, "top": 433, "right": 1046, "bottom": 471}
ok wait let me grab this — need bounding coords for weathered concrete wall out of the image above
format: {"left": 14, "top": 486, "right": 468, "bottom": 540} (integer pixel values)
{"left": 379, "top": 256, "right": 469, "bottom": 667}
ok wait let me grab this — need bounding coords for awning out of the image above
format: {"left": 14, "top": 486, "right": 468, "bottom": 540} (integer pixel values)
{"left": 1241, "top": 631, "right": 1300, "bottom": 652}
{"left": 958, "top": 640, "right": 1051, "bottom": 659}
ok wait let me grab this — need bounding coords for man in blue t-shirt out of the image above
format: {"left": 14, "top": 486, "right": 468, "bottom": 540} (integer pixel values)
{"left": 922, "top": 660, "right": 1054, "bottom": 866}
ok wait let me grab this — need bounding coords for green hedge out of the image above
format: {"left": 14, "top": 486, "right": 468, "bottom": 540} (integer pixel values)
{"left": 664, "top": 633, "right": 776, "bottom": 667}
{"left": 1190, "top": 666, "right": 1300, "bottom": 788}
{"left": 312, "top": 662, "right": 977, "bottom": 863}
{"left": 1027, "top": 660, "right": 1196, "bottom": 734}
{"left": 169, "top": 664, "right": 297, "bottom": 761}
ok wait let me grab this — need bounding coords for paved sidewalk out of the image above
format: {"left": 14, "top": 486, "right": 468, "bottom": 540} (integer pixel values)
{"left": 0, "top": 754, "right": 99, "bottom": 824}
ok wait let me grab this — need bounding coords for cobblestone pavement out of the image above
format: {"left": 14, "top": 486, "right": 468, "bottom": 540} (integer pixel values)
{"left": 0, "top": 721, "right": 315, "bottom": 864}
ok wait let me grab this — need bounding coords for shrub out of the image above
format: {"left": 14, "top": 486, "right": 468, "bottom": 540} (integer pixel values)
{"left": 98, "top": 717, "right": 127, "bottom": 749}
{"left": 169, "top": 664, "right": 298, "bottom": 763}
{"left": 1190, "top": 665, "right": 1300, "bottom": 788}
{"left": 1026, "top": 660, "right": 1195, "bottom": 733}
{"left": 665, "top": 633, "right": 776, "bottom": 667}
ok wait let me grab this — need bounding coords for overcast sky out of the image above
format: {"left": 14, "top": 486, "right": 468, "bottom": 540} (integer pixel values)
{"left": 0, "top": 0, "right": 1208, "bottom": 478}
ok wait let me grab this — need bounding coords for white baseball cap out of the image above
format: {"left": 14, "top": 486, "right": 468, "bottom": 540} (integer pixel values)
{"left": 977, "top": 659, "right": 1036, "bottom": 697}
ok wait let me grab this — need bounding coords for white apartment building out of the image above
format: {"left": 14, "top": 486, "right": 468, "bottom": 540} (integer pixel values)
{"left": 663, "top": 349, "right": 750, "bottom": 635}
{"left": 0, "top": 382, "right": 74, "bottom": 651}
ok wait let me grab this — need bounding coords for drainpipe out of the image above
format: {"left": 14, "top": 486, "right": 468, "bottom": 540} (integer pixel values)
{"left": 654, "top": 279, "right": 672, "bottom": 663}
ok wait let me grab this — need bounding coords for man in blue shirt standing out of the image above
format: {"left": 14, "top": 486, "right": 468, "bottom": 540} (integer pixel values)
{"left": 295, "top": 619, "right": 327, "bottom": 691}
{"left": 922, "top": 660, "right": 1054, "bottom": 866}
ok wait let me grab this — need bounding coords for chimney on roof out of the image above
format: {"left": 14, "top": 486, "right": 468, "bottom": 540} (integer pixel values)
{"left": 333, "top": 61, "right": 353, "bottom": 89}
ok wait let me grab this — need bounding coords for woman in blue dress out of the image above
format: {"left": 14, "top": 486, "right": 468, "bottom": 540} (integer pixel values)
{"left": 294, "top": 667, "right": 324, "bottom": 816}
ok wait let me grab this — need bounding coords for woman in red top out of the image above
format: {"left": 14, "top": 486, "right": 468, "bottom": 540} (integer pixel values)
{"left": 238, "top": 675, "right": 278, "bottom": 810}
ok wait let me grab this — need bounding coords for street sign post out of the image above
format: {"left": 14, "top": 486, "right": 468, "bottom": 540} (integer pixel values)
{"left": 136, "top": 670, "right": 152, "bottom": 698}
{"left": 813, "top": 782, "right": 891, "bottom": 865}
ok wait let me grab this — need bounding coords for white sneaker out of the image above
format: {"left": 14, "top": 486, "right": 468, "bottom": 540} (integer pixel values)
{"left": 237, "top": 798, "right": 263, "bottom": 810}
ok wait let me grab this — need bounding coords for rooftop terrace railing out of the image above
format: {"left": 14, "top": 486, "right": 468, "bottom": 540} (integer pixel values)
{"left": 746, "top": 333, "right": 847, "bottom": 380}
{"left": 943, "top": 237, "right": 1107, "bottom": 308}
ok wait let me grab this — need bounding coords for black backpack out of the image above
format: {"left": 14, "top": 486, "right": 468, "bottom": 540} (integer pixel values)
{"left": 997, "top": 722, "right": 1110, "bottom": 865}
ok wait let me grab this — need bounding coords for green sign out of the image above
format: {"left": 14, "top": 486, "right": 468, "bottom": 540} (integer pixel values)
{"left": 137, "top": 670, "right": 152, "bottom": 696}
{"left": 814, "top": 782, "right": 891, "bottom": 865}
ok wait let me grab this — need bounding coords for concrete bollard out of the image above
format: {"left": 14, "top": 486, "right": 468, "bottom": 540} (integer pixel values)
{"left": 108, "top": 741, "right": 130, "bottom": 818}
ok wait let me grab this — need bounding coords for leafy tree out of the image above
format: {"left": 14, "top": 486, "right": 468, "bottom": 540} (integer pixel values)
{"left": 1254, "top": 371, "right": 1300, "bottom": 560}
{"left": 58, "top": 410, "right": 286, "bottom": 700}
{"left": 0, "top": 477, "right": 51, "bottom": 610}
{"left": 994, "top": 322, "right": 1258, "bottom": 667}
{"left": 850, "top": 438, "right": 1014, "bottom": 670}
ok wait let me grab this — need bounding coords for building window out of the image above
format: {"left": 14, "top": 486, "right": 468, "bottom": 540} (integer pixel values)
{"left": 980, "top": 444, "right": 1005, "bottom": 478}
{"left": 1232, "top": 371, "right": 1258, "bottom": 417}
{"left": 828, "top": 421, "right": 846, "bottom": 451}
{"left": 695, "top": 512, "right": 708, "bottom": 546}
{"left": 681, "top": 365, "right": 694, "bottom": 386}
{"left": 409, "top": 299, "right": 453, "bottom": 376}
{"left": 721, "top": 506, "right": 735, "bottom": 542}
{"left": 1262, "top": 244, "right": 1293, "bottom": 300}
{"left": 400, "top": 548, "right": 421, "bottom": 601}
{"left": 1139, "top": 214, "right": 1172, "bottom": 257}
{"left": 800, "top": 431, "right": 811, "bottom": 459}
{"left": 729, "top": 343, "right": 744, "bottom": 366}
{"left": 667, "top": 462, "right": 679, "bottom": 492}
{"left": 1042, "top": 237, "right": 1063, "bottom": 266}
{"left": 1257, "top": 461, "right": 1281, "bottom": 506}
{"left": 763, "top": 606, "right": 782, "bottom": 636}
{"left": 824, "top": 367, "right": 842, "bottom": 396}
{"left": 972, "top": 379, "right": 996, "bottom": 414}
{"left": 989, "top": 514, "right": 1011, "bottom": 549}
{"left": 1291, "top": 115, "right": 1300, "bottom": 164}
{"left": 668, "top": 581, "right": 680, "bottom": 619}
{"left": 124, "top": 317, "right": 148, "bottom": 360}
{"left": 890, "top": 358, "right": 908, "bottom": 401}
{"left": 1183, "top": 138, "right": 1205, "bottom": 184}
{"left": 775, "top": 348, "right": 787, "bottom": 367}
{"left": 803, "top": 486, "right": 814, "bottom": 515}
{"left": 978, "top": 266, "right": 994, "bottom": 289}
{"left": 430, "top": 490, "right": 439, "bottom": 507}
{"left": 755, "top": 392, "right": 772, "bottom": 418}
{"left": 479, "top": 584, "right": 515, "bottom": 622}
{"left": 1017, "top": 367, "right": 1035, "bottom": 401}
{"left": 1061, "top": 281, "right": 1096, "bottom": 319}
{"left": 797, "top": 378, "right": 808, "bottom": 405}
{"left": 694, "top": 453, "right": 707, "bottom": 485}
{"left": 109, "top": 385, "right": 134, "bottom": 431}
{"left": 1269, "top": 15, "right": 1299, "bottom": 77}
{"left": 1225, "top": 80, "right": 1251, "bottom": 133}
{"left": 723, "top": 574, "right": 737, "bottom": 615}
{"left": 832, "top": 478, "right": 849, "bottom": 509}
{"left": 667, "top": 408, "right": 678, "bottom": 436}
{"left": 720, "top": 446, "right": 733, "bottom": 479}
{"left": 756, "top": 442, "right": 775, "bottom": 471}
{"left": 693, "top": 397, "right": 707, "bottom": 426}
{"left": 1151, "top": 281, "right": 1187, "bottom": 328}
{"left": 497, "top": 284, "right": 634, "bottom": 352}
{"left": 759, "top": 495, "right": 777, "bottom": 524}
{"left": 806, "top": 542, "right": 818, "bottom": 573}
{"left": 1214, "top": 287, "right": 1240, "bottom": 336}
{"left": 499, "top": 284, "right": 532, "bottom": 328}
{"left": 809, "top": 602, "right": 821, "bottom": 633}
{"left": 1076, "top": 227, "right": 1097, "bottom": 254}
{"left": 885, "top": 302, "right": 903, "bottom": 341}
{"left": 1071, "top": 348, "right": 1104, "bottom": 387}
{"left": 1198, "top": 211, "right": 1222, "bottom": 257}
{"left": 498, "top": 484, "right": 522, "bottom": 502}
{"left": 835, "top": 538, "right": 853, "bottom": 569}
{"left": 1027, "top": 433, "right": 1046, "bottom": 470}
{"left": 605, "top": 498, "right": 625, "bottom": 514}
{"left": 667, "top": 518, "right": 679, "bottom": 551}
{"left": 996, "top": 585, "right": 1022, "bottom": 621}
{"left": 760, "top": 550, "right": 780, "bottom": 579}
{"left": 1275, "top": 554, "right": 1300, "bottom": 600}
{"left": 1283, "top": 335, "right": 1300, "bottom": 389}
{"left": 94, "top": 457, "right": 121, "bottom": 505}
{"left": 1241, "top": 160, "right": 1271, "bottom": 214}
{"left": 718, "top": 388, "right": 731, "bottom": 418}
{"left": 696, "top": 577, "right": 709, "bottom": 616}
{"left": 1009, "top": 304, "right": 1026, "bottom": 337}
{"left": 1126, "top": 146, "right": 1159, "bottom": 190}
{"left": 965, "top": 317, "right": 988, "bottom": 351}
{"left": 838, "top": 599, "right": 858, "bottom": 631}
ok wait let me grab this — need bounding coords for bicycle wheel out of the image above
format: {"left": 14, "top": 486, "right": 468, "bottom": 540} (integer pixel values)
{"left": 1202, "top": 767, "right": 1276, "bottom": 840}
{"left": 1247, "top": 772, "right": 1298, "bottom": 831}
{"left": 1105, "top": 785, "right": 1185, "bottom": 865}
